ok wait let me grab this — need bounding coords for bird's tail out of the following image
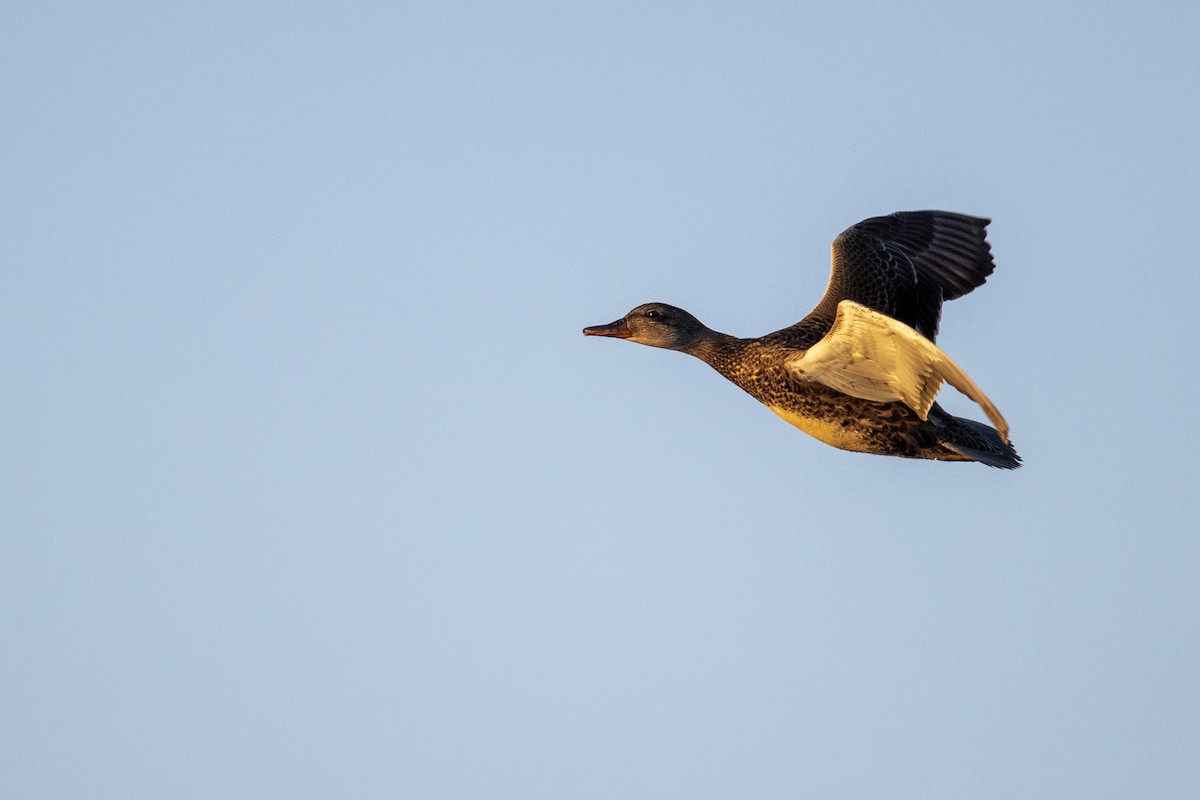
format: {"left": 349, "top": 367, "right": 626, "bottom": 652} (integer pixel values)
{"left": 933, "top": 408, "right": 1022, "bottom": 469}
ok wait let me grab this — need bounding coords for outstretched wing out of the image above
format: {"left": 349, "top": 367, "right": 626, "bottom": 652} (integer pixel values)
{"left": 787, "top": 300, "right": 1009, "bottom": 442}
{"left": 779, "top": 211, "right": 996, "bottom": 344}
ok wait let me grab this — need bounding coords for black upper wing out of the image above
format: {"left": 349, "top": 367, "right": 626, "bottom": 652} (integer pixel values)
{"left": 772, "top": 211, "right": 996, "bottom": 345}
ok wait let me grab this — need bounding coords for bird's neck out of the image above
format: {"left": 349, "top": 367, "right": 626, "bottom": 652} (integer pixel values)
{"left": 684, "top": 330, "right": 746, "bottom": 376}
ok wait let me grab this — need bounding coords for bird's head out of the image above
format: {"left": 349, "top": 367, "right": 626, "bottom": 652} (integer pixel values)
{"left": 583, "top": 303, "right": 710, "bottom": 352}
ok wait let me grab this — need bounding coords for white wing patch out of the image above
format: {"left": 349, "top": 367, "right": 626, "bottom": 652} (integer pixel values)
{"left": 787, "top": 300, "right": 1009, "bottom": 442}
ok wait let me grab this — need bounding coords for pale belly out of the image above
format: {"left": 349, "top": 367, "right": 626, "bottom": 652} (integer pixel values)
{"left": 767, "top": 405, "right": 875, "bottom": 453}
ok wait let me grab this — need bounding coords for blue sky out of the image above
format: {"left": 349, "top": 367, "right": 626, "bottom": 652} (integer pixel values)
{"left": 3, "top": 2, "right": 1198, "bottom": 798}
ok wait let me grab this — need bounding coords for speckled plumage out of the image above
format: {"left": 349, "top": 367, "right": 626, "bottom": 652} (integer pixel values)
{"left": 585, "top": 210, "right": 1021, "bottom": 468}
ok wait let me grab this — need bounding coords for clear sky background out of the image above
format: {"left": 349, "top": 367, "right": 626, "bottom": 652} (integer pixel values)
{"left": 3, "top": 2, "right": 1198, "bottom": 798}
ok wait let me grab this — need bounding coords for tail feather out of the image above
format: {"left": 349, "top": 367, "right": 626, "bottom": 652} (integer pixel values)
{"left": 932, "top": 407, "right": 1022, "bottom": 469}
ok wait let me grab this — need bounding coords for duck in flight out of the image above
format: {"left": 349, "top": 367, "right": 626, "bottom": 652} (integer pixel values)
{"left": 584, "top": 210, "right": 1020, "bottom": 468}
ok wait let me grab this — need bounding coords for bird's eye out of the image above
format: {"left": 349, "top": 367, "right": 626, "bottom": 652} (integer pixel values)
{"left": 646, "top": 309, "right": 661, "bottom": 320}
